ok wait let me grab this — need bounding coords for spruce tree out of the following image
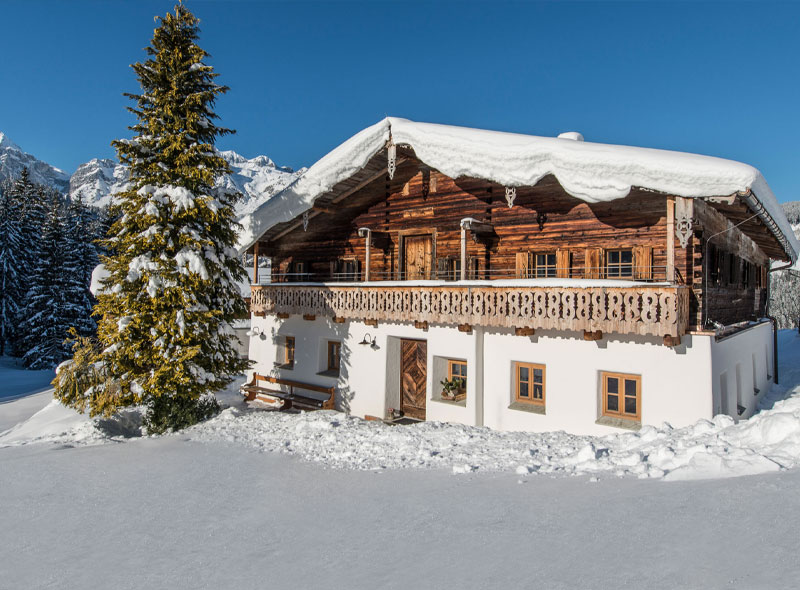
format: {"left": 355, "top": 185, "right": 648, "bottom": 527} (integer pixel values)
{"left": 61, "top": 196, "right": 97, "bottom": 340}
{"left": 0, "top": 181, "right": 24, "bottom": 356}
{"left": 54, "top": 2, "right": 249, "bottom": 431}
{"left": 19, "top": 194, "right": 73, "bottom": 369}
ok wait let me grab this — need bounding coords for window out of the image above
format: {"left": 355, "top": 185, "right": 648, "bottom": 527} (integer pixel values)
{"left": 289, "top": 261, "right": 307, "bottom": 282}
{"left": 327, "top": 341, "right": 341, "bottom": 373}
{"left": 332, "top": 259, "right": 359, "bottom": 281}
{"left": 601, "top": 372, "right": 641, "bottom": 421}
{"left": 532, "top": 253, "right": 556, "bottom": 278}
{"left": 605, "top": 249, "right": 633, "bottom": 278}
{"left": 515, "top": 362, "right": 545, "bottom": 406}
{"left": 284, "top": 336, "right": 295, "bottom": 368}
{"left": 437, "top": 257, "right": 460, "bottom": 281}
{"left": 448, "top": 360, "right": 467, "bottom": 392}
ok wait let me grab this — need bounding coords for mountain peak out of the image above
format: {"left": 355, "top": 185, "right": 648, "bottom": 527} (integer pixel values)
{"left": 0, "top": 131, "right": 70, "bottom": 192}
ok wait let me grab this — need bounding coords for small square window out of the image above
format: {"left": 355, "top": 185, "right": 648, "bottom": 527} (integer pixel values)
{"left": 601, "top": 371, "right": 641, "bottom": 421}
{"left": 327, "top": 341, "right": 341, "bottom": 373}
{"left": 606, "top": 249, "right": 633, "bottom": 278}
{"left": 284, "top": 336, "right": 295, "bottom": 368}
{"left": 448, "top": 360, "right": 467, "bottom": 392}
{"left": 532, "top": 253, "right": 556, "bottom": 278}
{"left": 515, "top": 362, "right": 545, "bottom": 406}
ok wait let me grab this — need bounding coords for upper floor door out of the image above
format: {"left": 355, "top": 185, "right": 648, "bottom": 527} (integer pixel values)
{"left": 404, "top": 234, "right": 432, "bottom": 280}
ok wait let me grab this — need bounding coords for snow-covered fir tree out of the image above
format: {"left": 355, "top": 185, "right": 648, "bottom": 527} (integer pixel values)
{"left": 61, "top": 196, "right": 97, "bottom": 339}
{"left": 54, "top": 2, "right": 249, "bottom": 431}
{"left": 18, "top": 194, "right": 75, "bottom": 369}
{"left": 0, "top": 180, "right": 24, "bottom": 355}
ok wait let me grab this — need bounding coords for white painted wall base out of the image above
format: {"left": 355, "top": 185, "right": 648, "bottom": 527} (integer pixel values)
{"left": 247, "top": 315, "right": 775, "bottom": 435}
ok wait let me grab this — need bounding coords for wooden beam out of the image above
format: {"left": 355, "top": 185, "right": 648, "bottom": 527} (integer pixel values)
{"left": 515, "top": 327, "right": 535, "bottom": 336}
{"left": 277, "top": 312, "right": 289, "bottom": 319}
{"left": 663, "top": 334, "right": 682, "bottom": 347}
{"left": 302, "top": 314, "right": 315, "bottom": 321}
{"left": 458, "top": 324, "right": 472, "bottom": 334}
{"left": 414, "top": 320, "right": 428, "bottom": 331}
{"left": 333, "top": 317, "right": 346, "bottom": 323}
{"left": 253, "top": 240, "right": 259, "bottom": 285}
{"left": 364, "top": 319, "right": 378, "bottom": 327}
{"left": 583, "top": 330, "right": 603, "bottom": 341}
{"left": 270, "top": 157, "right": 408, "bottom": 242}
{"left": 666, "top": 196, "right": 675, "bottom": 283}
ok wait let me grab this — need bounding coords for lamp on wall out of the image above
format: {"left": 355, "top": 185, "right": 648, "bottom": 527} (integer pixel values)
{"left": 246, "top": 326, "right": 265, "bottom": 340}
{"left": 359, "top": 333, "right": 376, "bottom": 347}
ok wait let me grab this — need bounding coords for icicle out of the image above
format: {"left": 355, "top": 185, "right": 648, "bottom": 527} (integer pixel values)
{"left": 303, "top": 211, "right": 309, "bottom": 232}
{"left": 505, "top": 187, "right": 516, "bottom": 208}
{"left": 387, "top": 138, "right": 396, "bottom": 180}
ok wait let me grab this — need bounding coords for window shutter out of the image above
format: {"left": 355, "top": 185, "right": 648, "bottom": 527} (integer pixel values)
{"left": 469, "top": 256, "right": 480, "bottom": 280}
{"left": 633, "top": 246, "right": 652, "bottom": 280}
{"left": 516, "top": 252, "right": 530, "bottom": 279}
{"left": 556, "top": 249, "right": 570, "bottom": 279}
{"left": 584, "top": 248, "right": 602, "bottom": 279}
{"left": 436, "top": 258, "right": 450, "bottom": 280}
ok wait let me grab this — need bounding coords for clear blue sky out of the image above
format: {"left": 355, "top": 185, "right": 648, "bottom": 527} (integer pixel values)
{"left": 1, "top": 0, "right": 799, "bottom": 202}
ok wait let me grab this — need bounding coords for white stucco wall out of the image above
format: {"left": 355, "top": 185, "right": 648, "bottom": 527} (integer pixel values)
{"left": 710, "top": 322, "right": 774, "bottom": 421}
{"left": 247, "top": 315, "right": 482, "bottom": 422}
{"left": 482, "top": 329, "right": 714, "bottom": 435}
{"left": 248, "top": 315, "right": 773, "bottom": 435}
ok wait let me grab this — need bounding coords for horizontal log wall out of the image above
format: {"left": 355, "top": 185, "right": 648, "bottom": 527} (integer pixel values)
{"left": 270, "top": 168, "right": 684, "bottom": 282}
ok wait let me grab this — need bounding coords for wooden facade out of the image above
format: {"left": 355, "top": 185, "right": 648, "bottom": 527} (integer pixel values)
{"left": 249, "top": 149, "right": 783, "bottom": 338}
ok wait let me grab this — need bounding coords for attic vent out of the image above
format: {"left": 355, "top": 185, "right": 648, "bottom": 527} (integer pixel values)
{"left": 557, "top": 132, "right": 584, "bottom": 141}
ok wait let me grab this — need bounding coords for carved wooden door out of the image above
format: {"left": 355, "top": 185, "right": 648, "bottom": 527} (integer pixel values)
{"left": 404, "top": 235, "right": 432, "bottom": 280}
{"left": 400, "top": 339, "right": 427, "bottom": 420}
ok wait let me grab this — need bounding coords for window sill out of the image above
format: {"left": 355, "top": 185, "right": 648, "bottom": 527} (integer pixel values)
{"left": 508, "top": 402, "right": 545, "bottom": 415}
{"left": 273, "top": 362, "right": 294, "bottom": 370}
{"left": 595, "top": 416, "right": 641, "bottom": 431}
{"left": 431, "top": 397, "right": 467, "bottom": 408}
{"left": 316, "top": 369, "right": 340, "bottom": 378}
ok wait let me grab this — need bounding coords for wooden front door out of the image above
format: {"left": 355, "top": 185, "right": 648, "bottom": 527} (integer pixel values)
{"left": 404, "top": 235, "right": 432, "bottom": 280}
{"left": 400, "top": 339, "right": 427, "bottom": 420}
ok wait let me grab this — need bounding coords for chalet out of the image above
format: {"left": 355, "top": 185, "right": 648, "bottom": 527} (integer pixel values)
{"left": 238, "top": 118, "right": 798, "bottom": 434}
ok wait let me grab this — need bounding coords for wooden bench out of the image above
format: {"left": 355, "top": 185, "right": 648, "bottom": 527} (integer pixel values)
{"left": 241, "top": 373, "right": 335, "bottom": 411}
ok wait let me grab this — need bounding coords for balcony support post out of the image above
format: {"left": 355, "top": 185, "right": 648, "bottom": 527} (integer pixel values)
{"left": 460, "top": 227, "right": 467, "bottom": 281}
{"left": 666, "top": 196, "right": 675, "bottom": 282}
{"left": 253, "top": 241, "right": 259, "bottom": 285}
{"left": 358, "top": 227, "right": 372, "bottom": 282}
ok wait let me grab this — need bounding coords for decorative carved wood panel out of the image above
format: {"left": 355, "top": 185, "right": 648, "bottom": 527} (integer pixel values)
{"left": 251, "top": 283, "right": 690, "bottom": 339}
{"left": 400, "top": 339, "right": 427, "bottom": 420}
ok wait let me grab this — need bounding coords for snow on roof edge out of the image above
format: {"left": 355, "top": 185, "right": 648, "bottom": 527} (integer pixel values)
{"left": 238, "top": 117, "right": 798, "bottom": 261}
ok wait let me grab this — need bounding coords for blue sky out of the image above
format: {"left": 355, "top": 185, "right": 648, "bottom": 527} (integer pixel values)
{"left": 1, "top": 0, "right": 799, "bottom": 202}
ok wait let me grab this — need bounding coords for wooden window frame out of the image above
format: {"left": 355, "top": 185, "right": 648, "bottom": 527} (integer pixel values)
{"left": 447, "top": 359, "right": 467, "bottom": 393}
{"left": 514, "top": 362, "right": 546, "bottom": 406}
{"left": 327, "top": 340, "right": 341, "bottom": 373}
{"left": 601, "top": 371, "right": 641, "bottom": 422}
{"left": 284, "top": 336, "right": 295, "bottom": 369}
{"left": 531, "top": 252, "right": 557, "bottom": 278}
{"left": 605, "top": 248, "right": 633, "bottom": 279}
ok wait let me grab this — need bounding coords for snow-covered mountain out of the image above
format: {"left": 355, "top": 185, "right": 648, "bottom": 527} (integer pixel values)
{"left": 0, "top": 132, "right": 71, "bottom": 192}
{"left": 0, "top": 130, "right": 303, "bottom": 217}
{"left": 69, "top": 151, "right": 302, "bottom": 216}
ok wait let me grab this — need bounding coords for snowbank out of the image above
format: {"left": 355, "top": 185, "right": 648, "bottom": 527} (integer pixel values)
{"left": 5, "top": 334, "right": 800, "bottom": 482}
{"left": 185, "top": 384, "right": 800, "bottom": 481}
{"left": 238, "top": 117, "right": 799, "bottom": 262}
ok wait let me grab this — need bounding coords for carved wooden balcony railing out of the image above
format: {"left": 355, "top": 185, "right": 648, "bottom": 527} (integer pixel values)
{"left": 251, "top": 283, "right": 690, "bottom": 339}
{"left": 251, "top": 284, "right": 691, "bottom": 338}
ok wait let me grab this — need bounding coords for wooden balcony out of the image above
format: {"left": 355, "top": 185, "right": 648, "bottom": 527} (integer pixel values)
{"left": 251, "top": 282, "right": 691, "bottom": 339}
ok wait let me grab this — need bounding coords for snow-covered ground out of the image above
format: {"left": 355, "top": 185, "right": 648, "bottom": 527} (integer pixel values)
{"left": 2, "top": 331, "right": 800, "bottom": 588}
{"left": 0, "top": 355, "right": 55, "bottom": 402}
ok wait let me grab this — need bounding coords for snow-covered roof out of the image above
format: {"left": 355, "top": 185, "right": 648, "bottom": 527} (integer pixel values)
{"left": 238, "top": 117, "right": 799, "bottom": 261}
